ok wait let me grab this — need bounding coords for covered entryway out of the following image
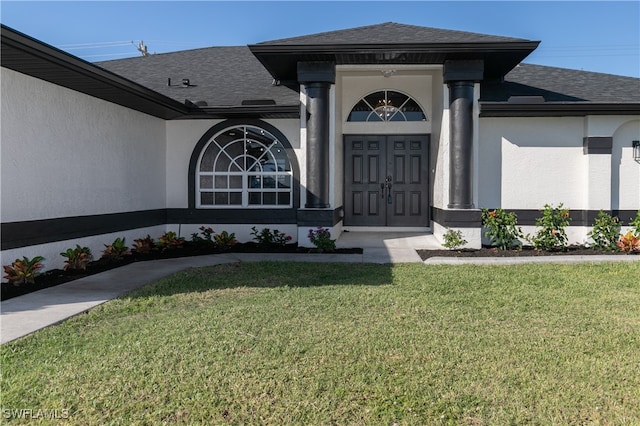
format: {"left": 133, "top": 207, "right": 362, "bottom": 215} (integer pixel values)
{"left": 344, "top": 134, "right": 429, "bottom": 227}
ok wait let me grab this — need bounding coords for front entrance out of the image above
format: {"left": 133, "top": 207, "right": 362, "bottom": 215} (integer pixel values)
{"left": 344, "top": 134, "right": 429, "bottom": 227}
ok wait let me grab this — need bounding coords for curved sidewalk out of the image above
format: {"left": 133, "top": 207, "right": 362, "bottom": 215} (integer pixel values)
{"left": 2, "top": 251, "right": 638, "bottom": 344}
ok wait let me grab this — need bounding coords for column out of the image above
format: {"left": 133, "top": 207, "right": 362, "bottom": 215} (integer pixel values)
{"left": 448, "top": 81, "right": 475, "bottom": 209}
{"left": 298, "top": 62, "right": 335, "bottom": 209}
{"left": 443, "top": 60, "right": 483, "bottom": 210}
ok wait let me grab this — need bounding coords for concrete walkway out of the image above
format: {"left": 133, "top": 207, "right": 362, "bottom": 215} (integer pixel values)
{"left": 2, "top": 243, "right": 638, "bottom": 344}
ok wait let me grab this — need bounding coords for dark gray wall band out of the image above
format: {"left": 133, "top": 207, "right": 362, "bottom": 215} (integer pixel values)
{"left": 583, "top": 137, "right": 613, "bottom": 155}
{"left": 296, "top": 208, "right": 343, "bottom": 227}
{"left": 1, "top": 209, "right": 167, "bottom": 250}
{"left": 4, "top": 207, "right": 636, "bottom": 250}
{"left": 2, "top": 207, "right": 346, "bottom": 250}
{"left": 432, "top": 207, "right": 482, "bottom": 228}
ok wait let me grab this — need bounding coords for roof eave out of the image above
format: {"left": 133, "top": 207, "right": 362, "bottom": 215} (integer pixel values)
{"left": 249, "top": 41, "right": 540, "bottom": 53}
{"left": 1, "top": 24, "right": 190, "bottom": 120}
{"left": 249, "top": 41, "right": 540, "bottom": 81}
{"left": 480, "top": 102, "right": 640, "bottom": 117}
{"left": 178, "top": 104, "right": 300, "bottom": 120}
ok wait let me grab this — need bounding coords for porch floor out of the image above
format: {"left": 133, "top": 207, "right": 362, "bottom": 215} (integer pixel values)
{"left": 336, "top": 231, "right": 443, "bottom": 250}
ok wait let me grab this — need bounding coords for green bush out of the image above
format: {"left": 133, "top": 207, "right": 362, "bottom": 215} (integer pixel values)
{"left": 3, "top": 256, "right": 45, "bottom": 285}
{"left": 102, "top": 237, "right": 129, "bottom": 259}
{"left": 158, "top": 231, "right": 185, "bottom": 251}
{"left": 442, "top": 228, "right": 467, "bottom": 250}
{"left": 214, "top": 231, "right": 237, "bottom": 250}
{"left": 481, "top": 208, "right": 523, "bottom": 250}
{"left": 251, "top": 226, "right": 292, "bottom": 247}
{"left": 308, "top": 227, "right": 336, "bottom": 253}
{"left": 529, "top": 204, "right": 571, "bottom": 251}
{"left": 588, "top": 211, "right": 621, "bottom": 251}
{"left": 191, "top": 226, "right": 215, "bottom": 247}
{"left": 60, "top": 245, "right": 93, "bottom": 270}
{"left": 630, "top": 210, "right": 640, "bottom": 236}
{"left": 132, "top": 235, "right": 156, "bottom": 254}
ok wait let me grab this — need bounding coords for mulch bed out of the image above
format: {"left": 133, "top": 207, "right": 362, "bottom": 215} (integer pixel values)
{"left": 417, "top": 245, "right": 640, "bottom": 260}
{"left": 1, "top": 243, "right": 362, "bottom": 301}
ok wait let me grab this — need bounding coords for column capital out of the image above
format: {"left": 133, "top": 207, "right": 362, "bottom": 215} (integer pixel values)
{"left": 297, "top": 62, "right": 335, "bottom": 84}
{"left": 443, "top": 60, "right": 484, "bottom": 82}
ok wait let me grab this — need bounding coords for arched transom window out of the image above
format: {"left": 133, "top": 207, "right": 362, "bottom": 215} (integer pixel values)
{"left": 196, "top": 125, "right": 293, "bottom": 208}
{"left": 347, "top": 90, "right": 427, "bottom": 122}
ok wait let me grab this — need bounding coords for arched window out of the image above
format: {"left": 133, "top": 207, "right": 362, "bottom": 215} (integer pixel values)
{"left": 347, "top": 90, "right": 427, "bottom": 122}
{"left": 196, "top": 125, "right": 293, "bottom": 208}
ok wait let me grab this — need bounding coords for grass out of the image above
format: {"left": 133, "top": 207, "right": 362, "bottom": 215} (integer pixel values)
{"left": 2, "top": 261, "right": 640, "bottom": 425}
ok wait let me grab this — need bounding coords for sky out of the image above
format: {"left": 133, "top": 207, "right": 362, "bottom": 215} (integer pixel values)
{"left": 1, "top": 1, "right": 639, "bottom": 78}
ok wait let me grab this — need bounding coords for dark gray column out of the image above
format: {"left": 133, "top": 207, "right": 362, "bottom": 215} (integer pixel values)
{"left": 443, "top": 60, "right": 483, "bottom": 210}
{"left": 448, "top": 81, "right": 475, "bottom": 209}
{"left": 298, "top": 62, "right": 335, "bottom": 209}
{"left": 304, "top": 82, "right": 331, "bottom": 208}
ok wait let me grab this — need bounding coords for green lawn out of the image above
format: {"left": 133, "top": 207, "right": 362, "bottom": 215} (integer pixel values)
{"left": 2, "top": 261, "right": 639, "bottom": 425}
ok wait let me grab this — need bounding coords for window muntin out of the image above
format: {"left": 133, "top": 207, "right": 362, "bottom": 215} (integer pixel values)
{"left": 197, "top": 125, "right": 292, "bottom": 208}
{"left": 347, "top": 90, "right": 427, "bottom": 122}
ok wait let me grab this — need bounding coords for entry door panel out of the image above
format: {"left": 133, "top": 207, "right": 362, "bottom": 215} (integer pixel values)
{"left": 344, "top": 135, "right": 429, "bottom": 227}
{"left": 346, "top": 136, "right": 385, "bottom": 226}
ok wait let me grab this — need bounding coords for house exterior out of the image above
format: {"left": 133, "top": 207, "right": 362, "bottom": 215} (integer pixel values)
{"left": 2, "top": 22, "right": 639, "bottom": 270}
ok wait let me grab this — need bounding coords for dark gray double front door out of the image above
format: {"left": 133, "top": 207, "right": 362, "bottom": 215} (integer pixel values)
{"left": 344, "top": 134, "right": 429, "bottom": 227}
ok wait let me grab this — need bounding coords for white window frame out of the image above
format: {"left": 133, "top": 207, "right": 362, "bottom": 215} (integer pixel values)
{"left": 196, "top": 125, "right": 293, "bottom": 209}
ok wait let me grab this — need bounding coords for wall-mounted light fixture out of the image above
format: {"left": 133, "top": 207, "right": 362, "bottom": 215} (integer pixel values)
{"left": 633, "top": 140, "right": 640, "bottom": 162}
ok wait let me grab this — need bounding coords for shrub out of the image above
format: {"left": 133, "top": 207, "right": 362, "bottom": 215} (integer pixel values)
{"left": 60, "top": 245, "right": 93, "bottom": 270}
{"left": 588, "top": 211, "right": 621, "bottom": 251}
{"left": 308, "top": 227, "right": 336, "bottom": 253}
{"left": 102, "top": 237, "right": 129, "bottom": 259}
{"left": 617, "top": 231, "right": 640, "bottom": 253}
{"left": 442, "top": 228, "right": 467, "bottom": 250}
{"left": 214, "top": 231, "right": 237, "bottom": 250}
{"left": 3, "top": 256, "right": 45, "bottom": 285}
{"left": 481, "top": 208, "right": 522, "bottom": 250}
{"left": 250, "top": 226, "right": 292, "bottom": 247}
{"left": 529, "top": 203, "right": 571, "bottom": 251}
{"left": 132, "top": 235, "right": 156, "bottom": 254}
{"left": 630, "top": 210, "right": 640, "bottom": 236}
{"left": 192, "top": 226, "right": 215, "bottom": 247}
{"left": 158, "top": 231, "right": 185, "bottom": 251}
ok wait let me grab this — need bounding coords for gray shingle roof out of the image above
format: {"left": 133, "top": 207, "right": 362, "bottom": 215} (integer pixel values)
{"left": 95, "top": 23, "right": 638, "bottom": 111}
{"left": 257, "top": 22, "right": 530, "bottom": 45}
{"left": 482, "top": 63, "right": 640, "bottom": 103}
{"left": 97, "top": 46, "right": 299, "bottom": 108}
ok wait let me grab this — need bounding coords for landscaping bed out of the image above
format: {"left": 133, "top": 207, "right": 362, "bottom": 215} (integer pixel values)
{"left": 417, "top": 245, "right": 640, "bottom": 260}
{"left": 1, "top": 242, "right": 362, "bottom": 301}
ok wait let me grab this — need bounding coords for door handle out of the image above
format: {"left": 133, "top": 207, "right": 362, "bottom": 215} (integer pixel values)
{"left": 385, "top": 176, "right": 393, "bottom": 204}
{"left": 381, "top": 183, "right": 385, "bottom": 198}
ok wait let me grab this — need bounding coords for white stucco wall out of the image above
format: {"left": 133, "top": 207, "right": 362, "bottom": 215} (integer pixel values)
{"left": 611, "top": 119, "right": 640, "bottom": 210}
{"left": 478, "top": 116, "right": 640, "bottom": 212}
{"left": 1, "top": 68, "right": 167, "bottom": 222}
{"left": 478, "top": 117, "right": 586, "bottom": 209}
{"left": 432, "top": 84, "right": 450, "bottom": 211}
